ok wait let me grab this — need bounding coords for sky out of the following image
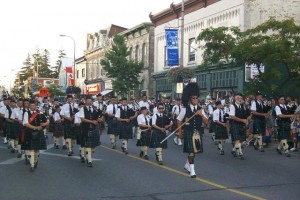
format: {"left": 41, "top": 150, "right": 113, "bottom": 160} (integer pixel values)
{"left": 0, "top": 0, "right": 176, "bottom": 89}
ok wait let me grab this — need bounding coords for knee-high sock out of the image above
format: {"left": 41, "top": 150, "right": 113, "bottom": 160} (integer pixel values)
{"left": 257, "top": 135, "right": 263, "bottom": 146}
{"left": 86, "top": 148, "right": 92, "bottom": 163}
{"left": 110, "top": 135, "right": 116, "bottom": 144}
{"left": 281, "top": 139, "right": 289, "bottom": 151}
{"left": 122, "top": 140, "right": 128, "bottom": 149}
{"left": 141, "top": 146, "right": 148, "bottom": 155}
{"left": 34, "top": 151, "right": 39, "bottom": 164}
{"left": 9, "top": 140, "right": 15, "bottom": 149}
{"left": 53, "top": 137, "right": 58, "bottom": 145}
{"left": 80, "top": 147, "right": 85, "bottom": 157}
{"left": 28, "top": 151, "right": 35, "bottom": 167}
{"left": 66, "top": 138, "right": 72, "bottom": 152}
{"left": 156, "top": 148, "right": 163, "bottom": 161}
{"left": 62, "top": 138, "right": 66, "bottom": 145}
{"left": 218, "top": 140, "right": 225, "bottom": 150}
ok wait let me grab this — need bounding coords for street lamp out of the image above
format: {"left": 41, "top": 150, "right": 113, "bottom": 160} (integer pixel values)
{"left": 59, "top": 34, "right": 76, "bottom": 86}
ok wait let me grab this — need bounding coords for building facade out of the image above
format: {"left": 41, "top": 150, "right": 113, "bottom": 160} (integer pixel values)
{"left": 120, "top": 22, "right": 155, "bottom": 98}
{"left": 75, "top": 56, "right": 87, "bottom": 94}
{"left": 150, "top": 0, "right": 300, "bottom": 99}
{"left": 58, "top": 57, "right": 73, "bottom": 93}
{"left": 84, "top": 24, "right": 127, "bottom": 95}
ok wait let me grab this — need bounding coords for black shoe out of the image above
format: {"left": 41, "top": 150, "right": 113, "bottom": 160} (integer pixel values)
{"left": 30, "top": 167, "right": 34, "bottom": 172}
{"left": 87, "top": 162, "right": 93, "bottom": 167}
{"left": 68, "top": 152, "right": 72, "bottom": 156}
{"left": 112, "top": 144, "right": 116, "bottom": 149}
{"left": 191, "top": 175, "right": 196, "bottom": 178}
{"left": 259, "top": 147, "right": 264, "bottom": 152}
{"left": 124, "top": 150, "right": 128, "bottom": 155}
{"left": 231, "top": 150, "right": 237, "bottom": 157}
{"left": 139, "top": 151, "right": 143, "bottom": 158}
{"left": 155, "top": 153, "right": 159, "bottom": 162}
{"left": 144, "top": 155, "right": 149, "bottom": 160}
{"left": 25, "top": 156, "right": 29, "bottom": 165}
{"left": 81, "top": 157, "right": 85, "bottom": 163}
{"left": 55, "top": 144, "right": 59, "bottom": 149}
{"left": 219, "top": 150, "right": 224, "bottom": 155}
{"left": 121, "top": 146, "right": 125, "bottom": 152}
{"left": 17, "top": 153, "right": 22, "bottom": 158}
{"left": 239, "top": 155, "right": 245, "bottom": 160}
{"left": 276, "top": 148, "right": 282, "bottom": 155}
{"left": 62, "top": 145, "right": 67, "bottom": 150}
{"left": 11, "top": 149, "right": 16, "bottom": 153}
{"left": 158, "top": 161, "right": 163, "bottom": 165}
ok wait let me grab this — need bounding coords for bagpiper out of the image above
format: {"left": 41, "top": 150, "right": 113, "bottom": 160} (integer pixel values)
{"left": 275, "top": 95, "right": 296, "bottom": 157}
{"left": 23, "top": 99, "right": 49, "bottom": 172}
{"left": 213, "top": 101, "right": 228, "bottom": 155}
{"left": 177, "top": 83, "right": 208, "bottom": 178}
{"left": 93, "top": 93, "right": 107, "bottom": 144}
{"left": 136, "top": 106, "right": 151, "bottom": 160}
{"left": 106, "top": 96, "right": 119, "bottom": 149}
{"left": 172, "top": 98, "right": 183, "bottom": 146}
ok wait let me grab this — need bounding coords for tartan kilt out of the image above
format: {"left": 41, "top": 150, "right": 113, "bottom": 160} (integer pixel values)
{"left": 49, "top": 117, "right": 55, "bottom": 132}
{"left": 252, "top": 118, "right": 266, "bottom": 135}
{"left": 215, "top": 124, "right": 228, "bottom": 140}
{"left": 107, "top": 118, "right": 119, "bottom": 135}
{"left": 64, "top": 121, "right": 76, "bottom": 139}
{"left": 118, "top": 122, "right": 133, "bottom": 140}
{"left": 277, "top": 121, "right": 291, "bottom": 140}
{"left": 53, "top": 122, "right": 64, "bottom": 138}
{"left": 183, "top": 128, "right": 203, "bottom": 153}
{"left": 137, "top": 129, "right": 151, "bottom": 146}
{"left": 209, "top": 117, "right": 215, "bottom": 133}
{"left": 82, "top": 127, "right": 100, "bottom": 148}
{"left": 171, "top": 118, "right": 178, "bottom": 132}
{"left": 230, "top": 121, "right": 246, "bottom": 142}
{"left": 150, "top": 129, "right": 167, "bottom": 149}
{"left": 23, "top": 130, "right": 47, "bottom": 150}
{"left": 6, "top": 122, "right": 18, "bottom": 139}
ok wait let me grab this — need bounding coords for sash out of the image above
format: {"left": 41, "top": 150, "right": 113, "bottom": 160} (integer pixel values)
{"left": 29, "top": 111, "right": 39, "bottom": 124}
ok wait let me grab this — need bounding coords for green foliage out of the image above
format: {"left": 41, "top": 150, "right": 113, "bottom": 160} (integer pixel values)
{"left": 197, "top": 18, "right": 300, "bottom": 97}
{"left": 47, "top": 84, "right": 65, "bottom": 97}
{"left": 51, "top": 49, "right": 66, "bottom": 78}
{"left": 167, "top": 67, "right": 194, "bottom": 82}
{"left": 101, "top": 35, "right": 144, "bottom": 96}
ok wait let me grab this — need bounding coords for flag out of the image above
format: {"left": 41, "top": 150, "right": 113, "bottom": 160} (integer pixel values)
{"left": 66, "top": 67, "right": 74, "bottom": 85}
{"left": 165, "top": 29, "right": 179, "bottom": 66}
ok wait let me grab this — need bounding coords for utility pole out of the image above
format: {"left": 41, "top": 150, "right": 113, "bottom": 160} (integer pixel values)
{"left": 180, "top": 0, "right": 185, "bottom": 68}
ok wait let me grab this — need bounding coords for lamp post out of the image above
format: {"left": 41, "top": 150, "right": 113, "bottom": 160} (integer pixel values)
{"left": 59, "top": 34, "right": 76, "bottom": 86}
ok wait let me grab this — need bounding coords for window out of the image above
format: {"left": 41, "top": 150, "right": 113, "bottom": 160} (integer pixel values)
{"left": 135, "top": 45, "right": 139, "bottom": 61}
{"left": 164, "top": 46, "right": 167, "bottom": 66}
{"left": 142, "top": 43, "right": 146, "bottom": 63}
{"left": 188, "top": 38, "right": 196, "bottom": 62}
{"left": 76, "top": 70, "right": 79, "bottom": 79}
{"left": 82, "top": 69, "right": 85, "bottom": 78}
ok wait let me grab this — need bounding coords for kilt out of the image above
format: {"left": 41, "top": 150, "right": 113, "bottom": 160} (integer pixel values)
{"left": 53, "top": 122, "right": 64, "bottom": 138}
{"left": 209, "top": 117, "right": 215, "bottom": 133}
{"left": 136, "top": 129, "right": 151, "bottom": 146}
{"left": 150, "top": 129, "right": 167, "bottom": 149}
{"left": 107, "top": 117, "right": 119, "bottom": 135}
{"left": 252, "top": 118, "right": 266, "bottom": 135}
{"left": 6, "top": 122, "right": 18, "bottom": 139}
{"left": 230, "top": 121, "right": 246, "bottom": 142}
{"left": 13, "top": 122, "right": 22, "bottom": 139}
{"left": 215, "top": 124, "right": 228, "bottom": 140}
{"left": 171, "top": 118, "right": 178, "bottom": 132}
{"left": 49, "top": 117, "right": 55, "bottom": 133}
{"left": 118, "top": 122, "right": 133, "bottom": 140}
{"left": 183, "top": 128, "right": 204, "bottom": 153}
{"left": 277, "top": 121, "right": 291, "bottom": 140}
{"left": 64, "top": 121, "right": 76, "bottom": 139}
{"left": 82, "top": 127, "right": 100, "bottom": 148}
{"left": 22, "top": 130, "right": 47, "bottom": 150}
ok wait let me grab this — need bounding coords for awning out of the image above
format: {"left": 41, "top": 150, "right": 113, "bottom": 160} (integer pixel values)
{"left": 101, "top": 89, "right": 113, "bottom": 96}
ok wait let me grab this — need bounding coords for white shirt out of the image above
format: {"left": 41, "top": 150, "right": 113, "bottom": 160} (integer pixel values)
{"left": 275, "top": 104, "right": 288, "bottom": 116}
{"left": 93, "top": 101, "right": 106, "bottom": 110}
{"left": 138, "top": 100, "right": 151, "bottom": 110}
{"left": 208, "top": 104, "right": 215, "bottom": 116}
{"left": 0, "top": 101, "right": 4, "bottom": 108}
{"left": 151, "top": 112, "right": 164, "bottom": 125}
{"left": 250, "top": 100, "right": 263, "bottom": 112}
{"left": 137, "top": 113, "right": 150, "bottom": 126}
{"left": 177, "top": 105, "right": 207, "bottom": 122}
{"left": 23, "top": 110, "right": 37, "bottom": 125}
{"left": 172, "top": 105, "right": 182, "bottom": 115}
{"left": 0, "top": 106, "right": 6, "bottom": 115}
{"left": 60, "top": 103, "right": 74, "bottom": 117}
{"left": 4, "top": 107, "right": 16, "bottom": 119}
{"left": 106, "top": 104, "right": 118, "bottom": 115}
{"left": 153, "top": 106, "right": 158, "bottom": 115}
{"left": 53, "top": 112, "right": 62, "bottom": 122}
{"left": 229, "top": 103, "right": 242, "bottom": 117}
{"left": 14, "top": 107, "right": 23, "bottom": 120}
{"left": 74, "top": 112, "right": 82, "bottom": 124}
{"left": 115, "top": 106, "right": 129, "bottom": 118}
{"left": 213, "top": 108, "right": 224, "bottom": 122}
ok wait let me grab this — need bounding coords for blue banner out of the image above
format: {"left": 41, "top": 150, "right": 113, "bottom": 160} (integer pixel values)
{"left": 165, "top": 29, "right": 179, "bottom": 66}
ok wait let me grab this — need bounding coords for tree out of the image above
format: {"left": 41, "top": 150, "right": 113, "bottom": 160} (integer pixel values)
{"left": 47, "top": 84, "right": 65, "bottom": 97}
{"left": 100, "top": 35, "right": 144, "bottom": 96}
{"left": 20, "top": 54, "right": 33, "bottom": 82}
{"left": 33, "top": 49, "right": 52, "bottom": 78}
{"left": 51, "top": 49, "right": 66, "bottom": 78}
{"left": 66, "top": 86, "right": 81, "bottom": 95}
{"left": 197, "top": 18, "right": 300, "bottom": 97}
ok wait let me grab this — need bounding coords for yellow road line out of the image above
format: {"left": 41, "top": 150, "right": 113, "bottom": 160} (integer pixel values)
{"left": 101, "top": 145, "right": 266, "bottom": 200}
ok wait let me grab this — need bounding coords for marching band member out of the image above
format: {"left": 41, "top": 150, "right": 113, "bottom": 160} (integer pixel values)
{"left": 23, "top": 100, "right": 49, "bottom": 172}
{"left": 53, "top": 105, "right": 64, "bottom": 149}
{"left": 106, "top": 96, "right": 119, "bottom": 149}
{"left": 172, "top": 98, "right": 183, "bottom": 146}
{"left": 115, "top": 97, "right": 137, "bottom": 154}
{"left": 138, "top": 94, "right": 151, "bottom": 111}
{"left": 61, "top": 95, "right": 77, "bottom": 156}
{"left": 20, "top": 98, "right": 30, "bottom": 164}
{"left": 40, "top": 96, "right": 52, "bottom": 139}
{"left": 275, "top": 95, "right": 296, "bottom": 157}
{"left": 75, "top": 102, "right": 85, "bottom": 162}
{"left": 251, "top": 92, "right": 269, "bottom": 152}
{"left": 0, "top": 97, "right": 11, "bottom": 144}
{"left": 79, "top": 96, "right": 102, "bottom": 167}
{"left": 150, "top": 102, "right": 173, "bottom": 165}
{"left": 213, "top": 101, "right": 228, "bottom": 155}
{"left": 6, "top": 99, "right": 17, "bottom": 152}
{"left": 177, "top": 83, "right": 208, "bottom": 178}
{"left": 229, "top": 93, "right": 251, "bottom": 160}
{"left": 208, "top": 98, "right": 217, "bottom": 143}
{"left": 14, "top": 98, "right": 24, "bottom": 157}
{"left": 136, "top": 106, "right": 151, "bottom": 160}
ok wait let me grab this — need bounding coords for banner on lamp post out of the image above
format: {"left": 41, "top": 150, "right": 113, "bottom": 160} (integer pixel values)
{"left": 165, "top": 29, "right": 179, "bottom": 66}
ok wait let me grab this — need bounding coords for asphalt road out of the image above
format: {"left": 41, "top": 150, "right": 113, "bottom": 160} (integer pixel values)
{"left": 0, "top": 129, "right": 299, "bottom": 200}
